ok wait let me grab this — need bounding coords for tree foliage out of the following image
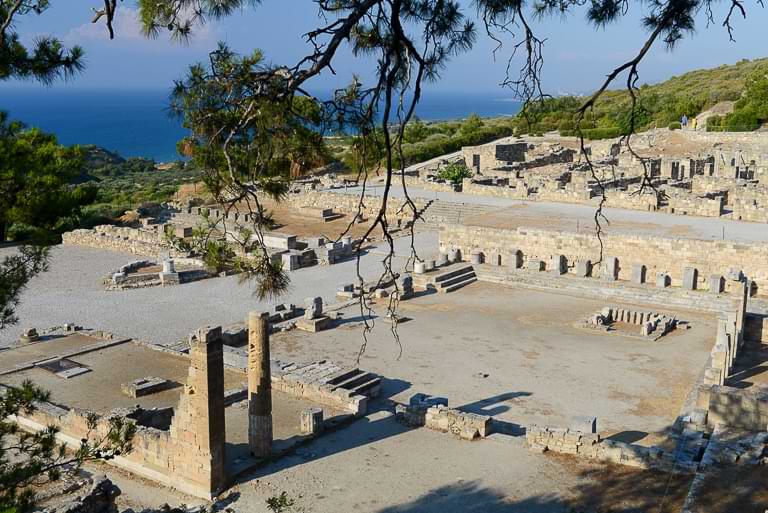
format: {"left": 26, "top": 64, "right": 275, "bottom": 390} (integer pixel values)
{"left": 0, "top": 380, "right": 135, "bottom": 512}
{"left": 437, "top": 161, "right": 471, "bottom": 186}
{"left": 0, "top": 112, "right": 95, "bottom": 242}
{"left": 0, "top": 0, "right": 84, "bottom": 83}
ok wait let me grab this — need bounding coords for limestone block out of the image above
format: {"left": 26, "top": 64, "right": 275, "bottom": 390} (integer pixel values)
{"left": 526, "top": 259, "right": 545, "bottom": 271}
{"left": 424, "top": 259, "right": 436, "bottom": 272}
{"left": 470, "top": 251, "right": 483, "bottom": 265}
{"left": 683, "top": 267, "right": 698, "bottom": 290}
{"left": 414, "top": 261, "right": 426, "bottom": 274}
{"left": 550, "top": 255, "right": 567, "bottom": 275}
{"left": 602, "top": 257, "right": 619, "bottom": 281}
{"left": 656, "top": 273, "right": 670, "bottom": 288}
{"left": 304, "top": 297, "right": 323, "bottom": 320}
{"left": 575, "top": 259, "right": 592, "bottom": 278}
{"left": 448, "top": 248, "right": 461, "bottom": 263}
{"left": 709, "top": 274, "right": 725, "bottom": 294}
{"left": 570, "top": 416, "right": 597, "bottom": 434}
{"left": 631, "top": 264, "right": 646, "bottom": 284}
{"left": 300, "top": 407, "right": 324, "bottom": 435}
{"left": 162, "top": 259, "right": 176, "bottom": 273}
{"left": 20, "top": 327, "right": 39, "bottom": 343}
{"left": 296, "top": 316, "right": 332, "bottom": 333}
{"left": 436, "top": 252, "right": 449, "bottom": 267}
{"left": 508, "top": 250, "right": 523, "bottom": 269}
{"left": 281, "top": 252, "right": 301, "bottom": 271}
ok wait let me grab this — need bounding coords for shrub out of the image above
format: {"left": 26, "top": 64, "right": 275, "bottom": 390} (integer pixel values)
{"left": 437, "top": 161, "right": 472, "bottom": 186}
{"left": 668, "top": 122, "right": 682, "bottom": 130}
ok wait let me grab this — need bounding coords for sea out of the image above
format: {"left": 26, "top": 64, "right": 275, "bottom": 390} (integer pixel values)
{"left": 1, "top": 88, "right": 522, "bottom": 162}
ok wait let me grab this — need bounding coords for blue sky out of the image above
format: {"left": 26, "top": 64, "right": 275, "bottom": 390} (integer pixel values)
{"left": 3, "top": 1, "right": 768, "bottom": 96}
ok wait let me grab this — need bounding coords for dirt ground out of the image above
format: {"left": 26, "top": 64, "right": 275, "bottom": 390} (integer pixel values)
{"left": 271, "top": 281, "right": 715, "bottom": 435}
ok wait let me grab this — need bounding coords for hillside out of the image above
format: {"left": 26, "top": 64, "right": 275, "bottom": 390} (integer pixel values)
{"left": 519, "top": 57, "right": 768, "bottom": 137}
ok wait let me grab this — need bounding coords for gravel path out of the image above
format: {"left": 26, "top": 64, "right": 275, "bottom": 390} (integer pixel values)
{"left": 0, "top": 231, "right": 437, "bottom": 347}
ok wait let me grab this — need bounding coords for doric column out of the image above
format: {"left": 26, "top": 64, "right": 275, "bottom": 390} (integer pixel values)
{"left": 248, "top": 311, "right": 273, "bottom": 457}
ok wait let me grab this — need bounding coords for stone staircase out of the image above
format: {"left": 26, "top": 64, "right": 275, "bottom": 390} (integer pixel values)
{"left": 413, "top": 263, "right": 477, "bottom": 293}
{"left": 419, "top": 200, "right": 497, "bottom": 225}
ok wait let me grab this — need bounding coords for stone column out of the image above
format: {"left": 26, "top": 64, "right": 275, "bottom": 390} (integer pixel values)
{"left": 248, "top": 311, "right": 273, "bottom": 458}
{"left": 169, "top": 326, "right": 226, "bottom": 498}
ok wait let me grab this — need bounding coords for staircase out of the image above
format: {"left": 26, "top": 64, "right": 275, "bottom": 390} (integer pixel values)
{"left": 419, "top": 200, "right": 497, "bottom": 225}
{"left": 413, "top": 263, "right": 477, "bottom": 293}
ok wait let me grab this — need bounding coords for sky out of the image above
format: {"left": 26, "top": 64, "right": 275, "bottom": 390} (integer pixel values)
{"left": 2, "top": 0, "right": 768, "bottom": 97}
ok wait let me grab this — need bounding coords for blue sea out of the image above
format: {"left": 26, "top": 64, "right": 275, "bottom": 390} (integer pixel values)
{"left": 1, "top": 88, "right": 521, "bottom": 162}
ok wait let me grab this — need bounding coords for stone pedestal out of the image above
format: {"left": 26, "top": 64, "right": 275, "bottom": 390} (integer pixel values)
{"left": 300, "top": 407, "right": 324, "bottom": 435}
{"left": 575, "top": 260, "right": 592, "bottom": 278}
{"left": 414, "top": 262, "right": 426, "bottom": 274}
{"left": 631, "top": 264, "right": 646, "bottom": 284}
{"left": 248, "top": 312, "right": 273, "bottom": 458}
{"left": 550, "top": 255, "right": 567, "bottom": 275}
{"left": 683, "top": 267, "right": 698, "bottom": 290}
{"left": 709, "top": 274, "right": 725, "bottom": 294}
{"left": 602, "top": 257, "right": 619, "bottom": 281}
{"left": 470, "top": 251, "right": 483, "bottom": 265}
{"left": 656, "top": 273, "right": 670, "bottom": 288}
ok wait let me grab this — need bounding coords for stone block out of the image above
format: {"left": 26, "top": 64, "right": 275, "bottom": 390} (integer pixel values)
{"left": 683, "top": 267, "right": 698, "bottom": 290}
{"left": 470, "top": 250, "right": 483, "bottom": 265}
{"left": 122, "top": 376, "right": 169, "bottom": 397}
{"left": 436, "top": 252, "right": 449, "bottom": 267}
{"left": 575, "top": 259, "right": 592, "bottom": 278}
{"left": 602, "top": 257, "right": 619, "bottom": 281}
{"left": 300, "top": 407, "right": 324, "bottom": 435}
{"left": 656, "top": 273, "right": 670, "bottom": 288}
{"left": 263, "top": 233, "right": 298, "bottom": 250}
{"left": 296, "top": 316, "right": 332, "bottom": 333}
{"left": 304, "top": 296, "right": 323, "bottom": 320}
{"left": 174, "top": 226, "right": 193, "bottom": 238}
{"left": 709, "top": 274, "right": 725, "bottom": 294}
{"left": 448, "top": 248, "right": 461, "bottom": 263}
{"left": 550, "top": 255, "right": 567, "bottom": 275}
{"left": 508, "top": 250, "right": 523, "bottom": 269}
{"left": 20, "top": 328, "right": 39, "bottom": 343}
{"left": 424, "top": 259, "right": 436, "bottom": 272}
{"left": 526, "top": 259, "right": 545, "bottom": 271}
{"left": 631, "top": 264, "right": 646, "bottom": 284}
{"left": 281, "top": 251, "right": 301, "bottom": 271}
{"left": 570, "top": 416, "right": 597, "bottom": 433}
{"left": 414, "top": 261, "right": 426, "bottom": 274}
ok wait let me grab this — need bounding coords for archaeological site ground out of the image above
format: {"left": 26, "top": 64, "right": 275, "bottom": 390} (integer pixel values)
{"left": 3, "top": 128, "right": 768, "bottom": 512}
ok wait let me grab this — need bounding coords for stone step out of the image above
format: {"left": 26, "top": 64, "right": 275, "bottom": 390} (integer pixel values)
{"left": 433, "top": 265, "right": 476, "bottom": 284}
{"left": 324, "top": 367, "right": 363, "bottom": 386}
{"left": 436, "top": 270, "right": 477, "bottom": 289}
{"left": 350, "top": 375, "right": 382, "bottom": 397}
{"left": 441, "top": 275, "right": 478, "bottom": 293}
{"left": 331, "top": 370, "right": 381, "bottom": 396}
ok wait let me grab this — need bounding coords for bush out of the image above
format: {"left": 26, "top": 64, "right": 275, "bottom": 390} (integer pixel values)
{"left": 668, "top": 122, "right": 682, "bottom": 130}
{"left": 436, "top": 162, "right": 472, "bottom": 186}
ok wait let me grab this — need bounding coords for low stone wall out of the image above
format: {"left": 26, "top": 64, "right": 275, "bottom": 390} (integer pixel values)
{"left": 285, "top": 190, "right": 428, "bottom": 222}
{"left": 439, "top": 223, "right": 768, "bottom": 294}
{"left": 526, "top": 425, "right": 700, "bottom": 472}
{"left": 62, "top": 226, "right": 182, "bottom": 258}
{"left": 666, "top": 194, "right": 723, "bottom": 217}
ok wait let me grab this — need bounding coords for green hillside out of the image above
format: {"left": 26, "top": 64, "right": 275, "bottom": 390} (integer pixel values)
{"left": 518, "top": 57, "right": 768, "bottom": 138}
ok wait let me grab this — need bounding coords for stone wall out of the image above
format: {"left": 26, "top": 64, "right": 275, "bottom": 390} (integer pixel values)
{"left": 666, "top": 194, "right": 724, "bottom": 217}
{"left": 526, "top": 425, "right": 700, "bottom": 472}
{"left": 62, "top": 226, "right": 183, "bottom": 258}
{"left": 700, "top": 384, "right": 768, "bottom": 431}
{"left": 284, "top": 191, "right": 428, "bottom": 222}
{"left": 439, "top": 223, "right": 768, "bottom": 293}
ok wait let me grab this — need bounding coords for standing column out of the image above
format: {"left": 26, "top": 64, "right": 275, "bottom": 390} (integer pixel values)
{"left": 248, "top": 311, "right": 273, "bottom": 457}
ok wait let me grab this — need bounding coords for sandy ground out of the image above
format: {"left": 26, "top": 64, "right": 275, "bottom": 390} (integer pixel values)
{"left": 0, "top": 232, "right": 436, "bottom": 348}
{"left": 270, "top": 282, "right": 715, "bottom": 435}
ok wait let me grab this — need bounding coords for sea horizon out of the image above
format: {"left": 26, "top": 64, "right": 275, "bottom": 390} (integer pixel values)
{"left": 2, "top": 88, "right": 522, "bottom": 162}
